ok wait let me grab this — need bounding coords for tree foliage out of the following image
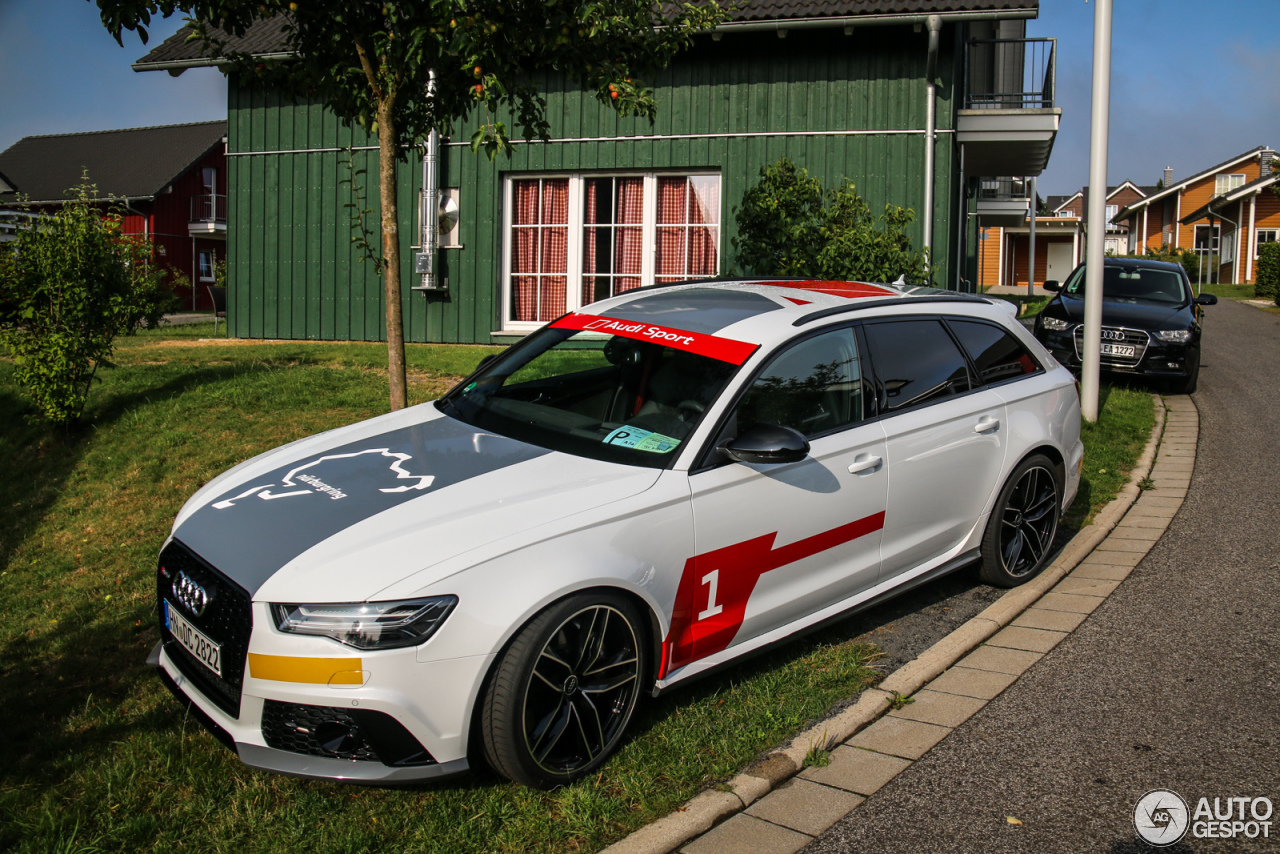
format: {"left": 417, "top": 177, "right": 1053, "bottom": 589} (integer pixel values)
{"left": 733, "top": 158, "right": 932, "bottom": 284}
{"left": 0, "top": 181, "right": 174, "bottom": 425}
{"left": 1256, "top": 240, "right": 1280, "bottom": 303}
{"left": 93, "top": 0, "right": 725, "bottom": 410}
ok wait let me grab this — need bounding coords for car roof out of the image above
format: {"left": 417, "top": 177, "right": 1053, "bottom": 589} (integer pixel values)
{"left": 578, "top": 278, "right": 1004, "bottom": 352}
{"left": 1100, "top": 257, "right": 1185, "bottom": 274}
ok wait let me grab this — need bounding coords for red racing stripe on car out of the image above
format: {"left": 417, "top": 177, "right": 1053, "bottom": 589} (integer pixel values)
{"left": 661, "top": 511, "right": 886, "bottom": 677}
{"left": 551, "top": 313, "right": 759, "bottom": 365}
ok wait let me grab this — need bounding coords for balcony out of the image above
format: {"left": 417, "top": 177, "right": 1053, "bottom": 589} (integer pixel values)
{"left": 189, "top": 194, "right": 227, "bottom": 236}
{"left": 975, "top": 177, "right": 1031, "bottom": 227}
{"left": 956, "top": 37, "right": 1061, "bottom": 177}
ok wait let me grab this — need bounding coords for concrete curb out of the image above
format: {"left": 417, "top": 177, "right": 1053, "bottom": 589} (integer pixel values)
{"left": 602, "top": 394, "right": 1174, "bottom": 854}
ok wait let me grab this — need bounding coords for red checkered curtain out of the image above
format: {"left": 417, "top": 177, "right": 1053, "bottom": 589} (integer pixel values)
{"left": 688, "top": 176, "right": 720, "bottom": 278}
{"left": 581, "top": 179, "right": 600, "bottom": 305}
{"left": 614, "top": 178, "right": 644, "bottom": 294}
{"left": 656, "top": 176, "right": 720, "bottom": 284}
{"left": 510, "top": 178, "right": 569, "bottom": 322}
{"left": 655, "top": 177, "right": 688, "bottom": 285}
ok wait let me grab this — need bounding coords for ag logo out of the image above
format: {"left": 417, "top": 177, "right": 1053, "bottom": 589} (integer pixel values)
{"left": 1135, "top": 789, "right": 1190, "bottom": 846}
{"left": 211, "top": 448, "right": 433, "bottom": 510}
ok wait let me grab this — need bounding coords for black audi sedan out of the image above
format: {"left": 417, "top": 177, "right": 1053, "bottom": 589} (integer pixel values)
{"left": 1033, "top": 258, "right": 1217, "bottom": 394}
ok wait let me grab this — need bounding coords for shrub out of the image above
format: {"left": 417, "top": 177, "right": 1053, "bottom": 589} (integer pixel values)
{"left": 0, "top": 179, "right": 175, "bottom": 424}
{"left": 733, "top": 158, "right": 932, "bottom": 284}
{"left": 1255, "top": 241, "right": 1280, "bottom": 303}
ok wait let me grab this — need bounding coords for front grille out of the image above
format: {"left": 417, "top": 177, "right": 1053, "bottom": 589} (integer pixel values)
{"left": 262, "top": 701, "right": 436, "bottom": 766}
{"left": 1073, "top": 325, "right": 1149, "bottom": 368}
{"left": 157, "top": 540, "right": 252, "bottom": 718}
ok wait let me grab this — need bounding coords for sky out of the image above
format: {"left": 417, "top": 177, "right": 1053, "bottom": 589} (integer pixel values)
{"left": 1, "top": 0, "right": 1277, "bottom": 199}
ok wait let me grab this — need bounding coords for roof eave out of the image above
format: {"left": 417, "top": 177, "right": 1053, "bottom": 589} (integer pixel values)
{"left": 133, "top": 50, "right": 295, "bottom": 72}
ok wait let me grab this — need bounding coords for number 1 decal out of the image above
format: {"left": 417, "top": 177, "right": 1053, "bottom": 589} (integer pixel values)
{"left": 662, "top": 511, "right": 886, "bottom": 678}
{"left": 698, "top": 570, "right": 723, "bottom": 620}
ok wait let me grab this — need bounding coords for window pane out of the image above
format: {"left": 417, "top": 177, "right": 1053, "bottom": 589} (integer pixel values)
{"left": 511, "top": 178, "right": 569, "bottom": 322}
{"left": 656, "top": 176, "right": 721, "bottom": 284}
{"left": 580, "top": 177, "right": 645, "bottom": 305}
{"left": 863, "top": 320, "right": 972, "bottom": 413}
{"left": 948, "top": 320, "right": 1040, "bottom": 385}
{"left": 736, "top": 327, "right": 862, "bottom": 438}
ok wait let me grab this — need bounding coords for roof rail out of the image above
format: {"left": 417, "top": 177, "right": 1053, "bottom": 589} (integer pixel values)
{"left": 792, "top": 294, "right": 991, "bottom": 327}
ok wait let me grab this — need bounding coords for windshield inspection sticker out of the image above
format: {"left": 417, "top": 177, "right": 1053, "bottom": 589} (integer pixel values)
{"left": 604, "top": 427, "right": 680, "bottom": 453}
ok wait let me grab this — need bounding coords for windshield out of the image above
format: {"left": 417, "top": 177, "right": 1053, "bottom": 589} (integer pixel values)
{"left": 438, "top": 324, "right": 744, "bottom": 468}
{"left": 1063, "top": 264, "right": 1190, "bottom": 304}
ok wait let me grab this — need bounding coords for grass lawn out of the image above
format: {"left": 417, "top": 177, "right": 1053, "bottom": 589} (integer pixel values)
{"left": 0, "top": 323, "right": 1153, "bottom": 853}
{"left": 1198, "top": 283, "right": 1255, "bottom": 300}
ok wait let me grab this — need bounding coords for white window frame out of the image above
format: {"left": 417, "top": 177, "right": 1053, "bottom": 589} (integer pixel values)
{"left": 501, "top": 171, "right": 722, "bottom": 332}
{"left": 1256, "top": 228, "right": 1279, "bottom": 258}
{"left": 197, "top": 250, "right": 215, "bottom": 282}
{"left": 1215, "top": 173, "right": 1245, "bottom": 195}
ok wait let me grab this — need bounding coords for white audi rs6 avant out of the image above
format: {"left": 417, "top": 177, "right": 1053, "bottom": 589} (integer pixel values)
{"left": 151, "top": 278, "right": 1083, "bottom": 788}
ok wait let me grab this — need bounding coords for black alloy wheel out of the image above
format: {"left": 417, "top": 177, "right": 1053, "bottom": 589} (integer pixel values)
{"left": 480, "top": 591, "right": 647, "bottom": 788}
{"left": 979, "top": 454, "right": 1061, "bottom": 587}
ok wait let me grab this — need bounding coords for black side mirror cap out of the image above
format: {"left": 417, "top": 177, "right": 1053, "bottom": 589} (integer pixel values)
{"left": 720, "top": 423, "right": 810, "bottom": 465}
{"left": 1194, "top": 293, "right": 1218, "bottom": 306}
{"left": 1043, "top": 280, "right": 1061, "bottom": 292}
{"left": 476, "top": 353, "right": 499, "bottom": 371}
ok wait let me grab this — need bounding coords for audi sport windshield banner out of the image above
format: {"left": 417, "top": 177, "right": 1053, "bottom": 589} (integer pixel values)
{"left": 551, "top": 313, "right": 759, "bottom": 365}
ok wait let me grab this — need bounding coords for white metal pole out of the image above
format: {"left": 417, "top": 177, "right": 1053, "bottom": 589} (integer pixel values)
{"left": 1081, "top": 0, "right": 1112, "bottom": 423}
{"left": 1027, "top": 176, "right": 1037, "bottom": 298}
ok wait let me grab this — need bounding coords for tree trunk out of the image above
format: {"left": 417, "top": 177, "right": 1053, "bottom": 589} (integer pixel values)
{"left": 378, "top": 100, "right": 408, "bottom": 411}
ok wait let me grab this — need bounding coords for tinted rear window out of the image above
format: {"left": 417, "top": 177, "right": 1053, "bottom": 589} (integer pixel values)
{"left": 863, "top": 319, "right": 972, "bottom": 413}
{"left": 947, "top": 319, "right": 1041, "bottom": 385}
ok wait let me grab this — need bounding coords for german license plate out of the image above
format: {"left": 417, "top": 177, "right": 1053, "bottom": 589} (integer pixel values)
{"left": 1100, "top": 343, "right": 1135, "bottom": 358}
{"left": 165, "top": 600, "right": 223, "bottom": 678}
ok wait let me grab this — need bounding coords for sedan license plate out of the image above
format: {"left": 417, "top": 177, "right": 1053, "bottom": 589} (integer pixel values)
{"left": 1100, "top": 343, "right": 1136, "bottom": 358}
{"left": 165, "top": 600, "right": 223, "bottom": 678}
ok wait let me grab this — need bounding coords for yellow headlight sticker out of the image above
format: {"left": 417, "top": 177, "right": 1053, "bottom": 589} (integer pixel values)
{"left": 248, "top": 653, "right": 364, "bottom": 685}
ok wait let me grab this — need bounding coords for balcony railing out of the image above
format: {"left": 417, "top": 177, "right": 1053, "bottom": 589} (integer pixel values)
{"left": 190, "top": 194, "right": 227, "bottom": 224}
{"left": 977, "top": 177, "right": 1029, "bottom": 202}
{"left": 965, "top": 37, "right": 1056, "bottom": 110}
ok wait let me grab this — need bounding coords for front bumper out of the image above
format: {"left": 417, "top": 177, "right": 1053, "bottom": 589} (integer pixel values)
{"left": 1036, "top": 328, "right": 1196, "bottom": 379}
{"left": 149, "top": 640, "right": 484, "bottom": 784}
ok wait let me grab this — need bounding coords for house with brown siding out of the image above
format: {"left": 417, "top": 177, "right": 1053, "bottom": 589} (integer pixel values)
{"left": 1114, "top": 145, "right": 1277, "bottom": 283}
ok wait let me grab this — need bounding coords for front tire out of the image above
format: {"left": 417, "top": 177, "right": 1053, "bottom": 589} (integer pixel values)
{"left": 1167, "top": 347, "right": 1200, "bottom": 395}
{"left": 480, "top": 591, "right": 648, "bottom": 788}
{"left": 979, "top": 454, "right": 1062, "bottom": 587}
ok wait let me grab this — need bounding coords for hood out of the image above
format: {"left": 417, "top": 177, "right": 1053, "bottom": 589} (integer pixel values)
{"left": 1055, "top": 293, "right": 1190, "bottom": 329}
{"left": 171, "top": 407, "right": 663, "bottom": 600}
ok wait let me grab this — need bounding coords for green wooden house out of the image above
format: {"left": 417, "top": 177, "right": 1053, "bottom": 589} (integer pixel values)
{"left": 134, "top": 0, "right": 1059, "bottom": 344}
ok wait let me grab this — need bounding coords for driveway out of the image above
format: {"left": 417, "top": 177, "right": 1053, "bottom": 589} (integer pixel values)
{"left": 804, "top": 298, "right": 1280, "bottom": 853}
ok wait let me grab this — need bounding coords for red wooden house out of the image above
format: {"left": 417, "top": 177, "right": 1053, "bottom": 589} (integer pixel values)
{"left": 0, "top": 121, "right": 227, "bottom": 310}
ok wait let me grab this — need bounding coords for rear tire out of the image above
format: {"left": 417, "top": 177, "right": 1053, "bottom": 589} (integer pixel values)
{"left": 979, "top": 454, "right": 1061, "bottom": 587}
{"left": 480, "top": 591, "right": 647, "bottom": 788}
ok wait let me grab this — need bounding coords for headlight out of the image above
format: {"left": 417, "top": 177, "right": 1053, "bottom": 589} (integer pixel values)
{"left": 1040, "top": 316, "right": 1071, "bottom": 332}
{"left": 271, "top": 596, "right": 458, "bottom": 650}
{"left": 1156, "top": 329, "right": 1192, "bottom": 344}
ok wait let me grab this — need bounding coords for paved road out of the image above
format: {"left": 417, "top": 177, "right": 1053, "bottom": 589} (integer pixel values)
{"left": 805, "top": 298, "right": 1280, "bottom": 853}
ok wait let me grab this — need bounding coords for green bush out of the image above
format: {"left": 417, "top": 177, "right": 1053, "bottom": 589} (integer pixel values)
{"left": 1255, "top": 241, "right": 1280, "bottom": 303}
{"left": 0, "top": 180, "right": 175, "bottom": 424}
{"left": 733, "top": 158, "right": 932, "bottom": 284}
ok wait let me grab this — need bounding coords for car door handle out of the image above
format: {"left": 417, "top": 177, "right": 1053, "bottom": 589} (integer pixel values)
{"left": 974, "top": 417, "right": 1001, "bottom": 434}
{"left": 848, "top": 454, "right": 883, "bottom": 474}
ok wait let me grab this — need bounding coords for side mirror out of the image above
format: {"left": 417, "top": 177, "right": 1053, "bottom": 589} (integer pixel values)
{"left": 476, "top": 353, "right": 499, "bottom": 371}
{"left": 1194, "top": 293, "right": 1218, "bottom": 306}
{"left": 1043, "top": 280, "right": 1061, "bottom": 292}
{"left": 720, "top": 423, "right": 810, "bottom": 465}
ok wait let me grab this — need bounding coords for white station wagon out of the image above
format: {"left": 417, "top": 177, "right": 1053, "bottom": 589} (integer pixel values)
{"left": 151, "top": 278, "right": 1083, "bottom": 788}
